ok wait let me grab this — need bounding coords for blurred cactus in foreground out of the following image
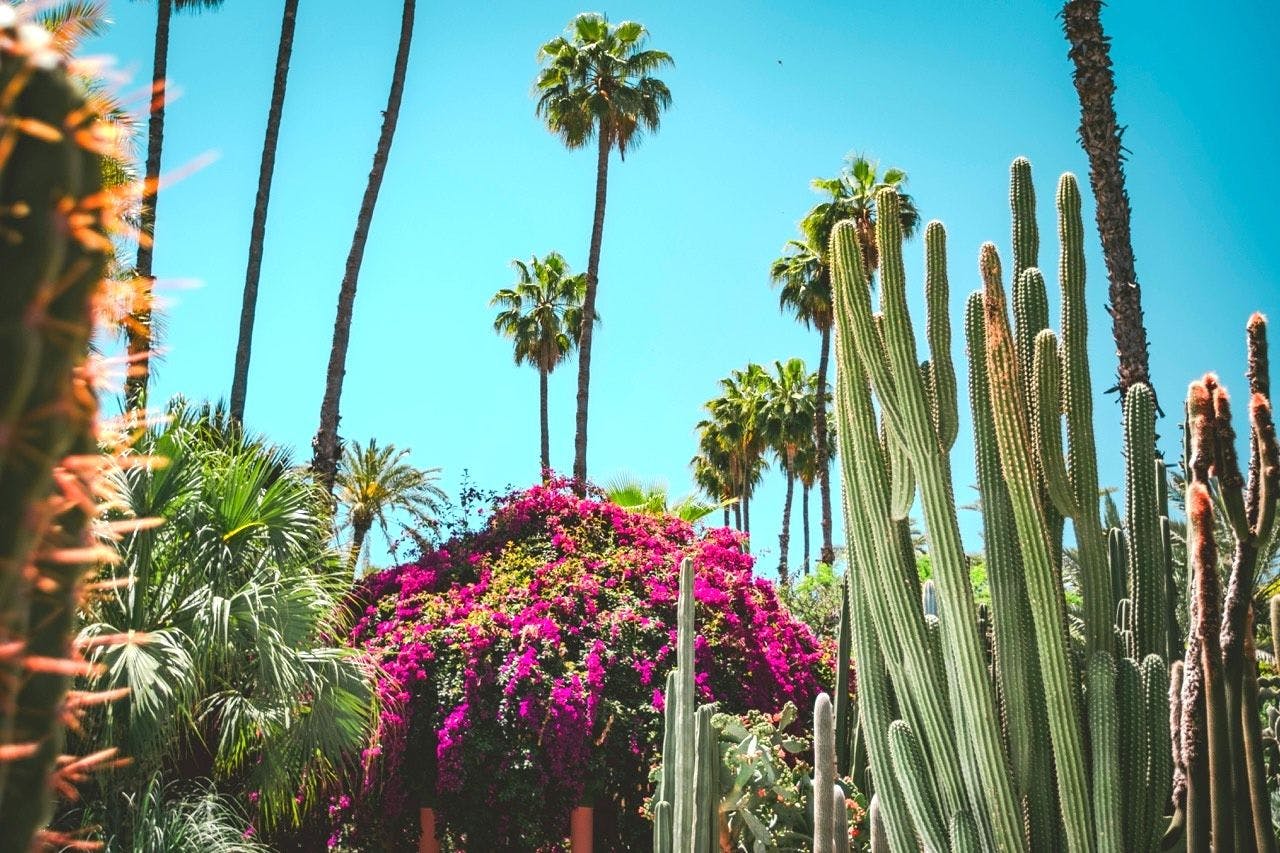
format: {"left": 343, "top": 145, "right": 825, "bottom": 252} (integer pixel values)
{"left": 0, "top": 4, "right": 121, "bottom": 847}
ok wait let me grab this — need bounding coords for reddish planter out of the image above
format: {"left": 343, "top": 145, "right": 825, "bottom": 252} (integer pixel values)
{"left": 419, "top": 808, "right": 440, "bottom": 853}
{"left": 569, "top": 806, "right": 593, "bottom": 853}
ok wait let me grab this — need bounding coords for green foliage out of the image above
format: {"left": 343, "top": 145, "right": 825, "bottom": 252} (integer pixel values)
{"left": 780, "top": 562, "right": 844, "bottom": 635}
{"left": 335, "top": 438, "right": 445, "bottom": 571}
{"left": 713, "top": 704, "right": 867, "bottom": 852}
{"left": 534, "top": 13, "right": 672, "bottom": 157}
{"left": 71, "top": 404, "right": 380, "bottom": 842}
{"left": 490, "top": 251, "right": 588, "bottom": 373}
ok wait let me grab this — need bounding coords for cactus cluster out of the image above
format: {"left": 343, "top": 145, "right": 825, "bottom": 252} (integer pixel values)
{"left": 0, "top": 6, "right": 116, "bottom": 848}
{"left": 828, "top": 159, "right": 1179, "bottom": 852}
{"left": 653, "top": 557, "right": 720, "bottom": 853}
{"left": 1175, "top": 323, "right": 1279, "bottom": 852}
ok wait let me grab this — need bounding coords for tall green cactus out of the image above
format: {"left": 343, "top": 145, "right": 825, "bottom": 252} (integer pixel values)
{"left": 828, "top": 160, "right": 1180, "bottom": 852}
{"left": 0, "top": 9, "right": 113, "bottom": 847}
{"left": 653, "top": 557, "right": 722, "bottom": 851}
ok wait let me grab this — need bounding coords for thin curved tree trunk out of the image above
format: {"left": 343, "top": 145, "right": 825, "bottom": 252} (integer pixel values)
{"left": 350, "top": 521, "right": 371, "bottom": 573}
{"left": 779, "top": 469, "right": 794, "bottom": 586}
{"left": 231, "top": 0, "right": 299, "bottom": 423}
{"left": 817, "top": 323, "right": 834, "bottom": 565}
{"left": 126, "top": 0, "right": 173, "bottom": 411}
{"left": 312, "top": 0, "right": 416, "bottom": 493}
{"left": 539, "top": 366, "right": 550, "bottom": 479}
{"left": 1062, "top": 0, "right": 1152, "bottom": 402}
{"left": 802, "top": 482, "right": 811, "bottom": 575}
{"left": 572, "top": 132, "right": 611, "bottom": 493}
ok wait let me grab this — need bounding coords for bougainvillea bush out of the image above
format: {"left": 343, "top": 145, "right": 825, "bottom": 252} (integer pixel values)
{"left": 333, "top": 480, "right": 831, "bottom": 851}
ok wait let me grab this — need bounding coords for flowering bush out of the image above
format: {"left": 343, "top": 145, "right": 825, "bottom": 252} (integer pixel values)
{"left": 334, "top": 479, "right": 831, "bottom": 851}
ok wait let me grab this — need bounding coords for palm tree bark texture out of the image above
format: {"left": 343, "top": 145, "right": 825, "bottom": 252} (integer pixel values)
{"left": 313, "top": 0, "right": 416, "bottom": 493}
{"left": 1062, "top": 0, "right": 1153, "bottom": 403}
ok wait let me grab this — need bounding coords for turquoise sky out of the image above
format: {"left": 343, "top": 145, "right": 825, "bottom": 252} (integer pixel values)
{"left": 87, "top": 1, "right": 1279, "bottom": 573}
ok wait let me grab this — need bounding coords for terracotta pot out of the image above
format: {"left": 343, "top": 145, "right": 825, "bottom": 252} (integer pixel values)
{"left": 569, "top": 805, "right": 593, "bottom": 853}
{"left": 419, "top": 807, "right": 440, "bottom": 853}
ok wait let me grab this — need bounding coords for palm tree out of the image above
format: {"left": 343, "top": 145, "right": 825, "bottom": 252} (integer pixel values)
{"left": 603, "top": 474, "right": 726, "bottom": 524}
{"left": 535, "top": 14, "right": 672, "bottom": 491}
{"left": 771, "top": 154, "right": 918, "bottom": 566}
{"left": 335, "top": 439, "right": 445, "bottom": 572}
{"left": 1062, "top": 0, "right": 1152, "bottom": 402}
{"left": 125, "top": 0, "right": 226, "bottom": 411}
{"left": 312, "top": 0, "right": 416, "bottom": 493}
{"left": 75, "top": 404, "right": 379, "bottom": 841}
{"left": 698, "top": 365, "right": 771, "bottom": 541}
{"left": 230, "top": 0, "right": 300, "bottom": 424}
{"left": 762, "top": 359, "right": 816, "bottom": 586}
{"left": 490, "top": 252, "right": 589, "bottom": 477}
{"left": 690, "top": 452, "right": 735, "bottom": 528}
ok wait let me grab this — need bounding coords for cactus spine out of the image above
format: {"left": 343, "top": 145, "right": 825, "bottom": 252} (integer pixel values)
{"left": 0, "top": 9, "right": 113, "bottom": 845}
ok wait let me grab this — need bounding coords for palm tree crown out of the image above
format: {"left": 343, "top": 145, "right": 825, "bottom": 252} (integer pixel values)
{"left": 335, "top": 439, "right": 445, "bottom": 570}
{"left": 803, "top": 153, "right": 920, "bottom": 274}
{"left": 491, "top": 252, "right": 588, "bottom": 373}
{"left": 535, "top": 14, "right": 673, "bottom": 158}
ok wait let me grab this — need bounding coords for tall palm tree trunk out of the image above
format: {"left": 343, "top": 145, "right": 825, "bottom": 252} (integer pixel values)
{"left": 722, "top": 505, "right": 730, "bottom": 528}
{"left": 778, "top": 469, "right": 794, "bottom": 586}
{"left": 742, "top": 489, "right": 750, "bottom": 538}
{"left": 732, "top": 499, "right": 741, "bottom": 531}
{"left": 231, "top": 0, "right": 299, "bottom": 423}
{"left": 539, "top": 365, "right": 550, "bottom": 478}
{"left": 802, "top": 482, "right": 811, "bottom": 575}
{"left": 1062, "top": 0, "right": 1152, "bottom": 402}
{"left": 312, "top": 0, "right": 416, "bottom": 493}
{"left": 126, "top": 0, "right": 173, "bottom": 411}
{"left": 816, "top": 324, "right": 834, "bottom": 564}
{"left": 572, "top": 132, "right": 610, "bottom": 492}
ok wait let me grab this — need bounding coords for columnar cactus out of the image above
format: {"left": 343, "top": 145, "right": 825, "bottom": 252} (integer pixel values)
{"left": 0, "top": 7, "right": 114, "bottom": 847}
{"left": 1176, "top": 349, "right": 1279, "bottom": 853}
{"left": 828, "top": 159, "right": 1181, "bottom": 852}
{"left": 653, "top": 557, "right": 721, "bottom": 852}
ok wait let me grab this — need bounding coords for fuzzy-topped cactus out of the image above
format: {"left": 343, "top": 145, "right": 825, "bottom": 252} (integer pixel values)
{"left": 828, "top": 159, "right": 1179, "bottom": 852}
{"left": 0, "top": 5, "right": 116, "bottom": 847}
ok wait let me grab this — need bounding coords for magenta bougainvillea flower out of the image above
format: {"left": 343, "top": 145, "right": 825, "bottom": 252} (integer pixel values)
{"left": 333, "top": 479, "right": 831, "bottom": 851}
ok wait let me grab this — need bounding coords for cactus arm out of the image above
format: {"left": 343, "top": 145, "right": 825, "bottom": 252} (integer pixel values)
{"left": 832, "top": 784, "right": 850, "bottom": 853}
{"left": 1140, "top": 655, "right": 1174, "bottom": 853}
{"left": 1032, "top": 328, "right": 1078, "bottom": 516}
{"left": 950, "top": 810, "right": 982, "bottom": 853}
{"left": 1123, "top": 384, "right": 1165, "bottom": 660}
{"left": 831, "top": 299, "right": 967, "bottom": 819}
{"left": 672, "top": 557, "right": 697, "bottom": 851}
{"left": 834, "top": 580, "right": 852, "bottom": 774}
{"left": 887, "top": 720, "right": 949, "bottom": 853}
{"left": 1056, "top": 174, "right": 1113, "bottom": 655}
{"left": 1187, "top": 483, "right": 1235, "bottom": 851}
{"left": 964, "top": 290, "right": 1057, "bottom": 849}
{"left": 980, "top": 241, "right": 1093, "bottom": 852}
{"left": 1085, "top": 652, "right": 1123, "bottom": 853}
{"left": 813, "top": 693, "right": 836, "bottom": 853}
{"left": 691, "top": 704, "right": 718, "bottom": 853}
{"left": 1010, "top": 157, "right": 1040, "bottom": 281}
{"left": 924, "top": 221, "right": 958, "bottom": 451}
{"left": 653, "top": 801, "right": 672, "bottom": 853}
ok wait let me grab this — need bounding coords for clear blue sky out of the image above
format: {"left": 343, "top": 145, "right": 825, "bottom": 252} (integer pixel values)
{"left": 87, "top": 1, "right": 1280, "bottom": 573}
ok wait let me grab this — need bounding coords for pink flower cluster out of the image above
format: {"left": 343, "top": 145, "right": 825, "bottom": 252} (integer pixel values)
{"left": 334, "top": 480, "right": 831, "bottom": 850}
